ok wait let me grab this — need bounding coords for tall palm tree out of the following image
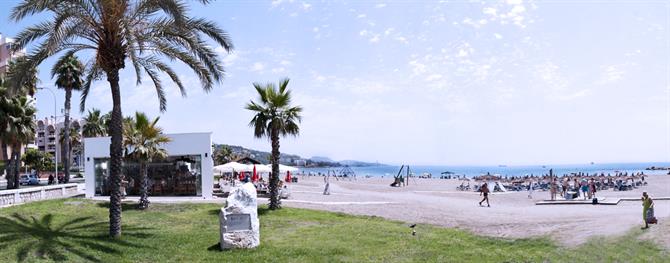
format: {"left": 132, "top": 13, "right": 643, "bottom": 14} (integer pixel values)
{"left": 5, "top": 57, "right": 39, "bottom": 96}
{"left": 10, "top": 0, "right": 232, "bottom": 237}
{"left": 246, "top": 78, "right": 302, "bottom": 210}
{"left": 0, "top": 94, "right": 37, "bottom": 189}
{"left": 53, "top": 53, "right": 84, "bottom": 183}
{"left": 123, "top": 112, "right": 170, "bottom": 210}
{"left": 0, "top": 79, "right": 11, "bottom": 185}
{"left": 82, "top": 108, "right": 107, "bottom": 137}
{"left": 59, "top": 126, "right": 82, "bottom": 173}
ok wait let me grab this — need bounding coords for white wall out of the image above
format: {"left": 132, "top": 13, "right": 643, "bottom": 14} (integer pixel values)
{"left": 84, "top": 132, "right": 213, "bottom": 199}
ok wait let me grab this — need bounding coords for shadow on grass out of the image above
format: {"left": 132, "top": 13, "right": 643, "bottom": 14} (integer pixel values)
{"left": 0, "top": 213, "right": 154, "bottom": 262}
{"left": 209, "top": 207, "right": 271, "bottom": 216}
{"left": 95, "top": 202, "right": 144, "bottom": 211}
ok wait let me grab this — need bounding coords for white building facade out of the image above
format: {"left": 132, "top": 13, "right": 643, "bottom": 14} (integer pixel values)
{"left": 84, "top": 132, "right": 214, "bottom": 199}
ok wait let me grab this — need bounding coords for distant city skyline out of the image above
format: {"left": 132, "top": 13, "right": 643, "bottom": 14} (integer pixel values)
{"left": 0, "top": 0, "right": 668, "bottom": 165}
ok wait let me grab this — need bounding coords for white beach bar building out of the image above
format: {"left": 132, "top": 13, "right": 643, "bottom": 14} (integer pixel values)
{"left": 84, "top": 133, "right": 214, "bottom": 199}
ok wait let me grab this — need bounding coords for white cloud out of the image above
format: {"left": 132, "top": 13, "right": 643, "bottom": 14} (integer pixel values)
{"left": 221, "top": 52, "right": 239, "bottom": 67}
{"left": 408, "top": 60, "right": 427, "bottom": 76}
{"left": 359, "top": 30, "right": 368, "bottom": 36}
{"left": 425, "top": 74, "right": 443, "bottom": 81}
{"left": 597, "top": 65, "right": 625, "bottom": 84}
{"left": 357, "top": 14, "right": 367, "bottom": 19}
{"left": 494, "top": 33, "right": 503, "bottom": 39}
{"left": 395, "top": 36, "right": 408, "bottom": 44}
{"left": 483, "top": 7, "right": 497, "bottom": 16}
{"left": 271, "top": 0, "right": 295, "bottom": 7}
{"left": 506, "top": 0, "right": 523, "bottom": 5}
{"left": 301, "top": 2, "right": 312, "bottom": 11}
{"left": 271, "top": 67, "right": 286, "bottom": 74}
{"left": 369, "top": 34, "right": 380, "bottom": 43}
{"left": 250, "top": 62, "right": 265, "bottom": 72}
{"left": 313, "top": 27, "right": 320, "bottom": 32}
{"left": 375, "top": 3, "right": 387, "bottom": 8}
{"left": 384, "top": 27, "right": 395, "bottom": 36}
{"left": 280, "top": 60, "right": 292, "bottom": 66}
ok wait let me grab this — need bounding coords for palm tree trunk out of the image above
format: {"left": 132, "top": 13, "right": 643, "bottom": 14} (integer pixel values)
{"left": 108, "top": 70, "right": 123, "bottom": 238}
{"left": 63, "top": 88, "right": 72, "bottom": 183}
{"left": 1, "top": 141, "right": 9, "bottom": 188}
{"left": 138, "top": 161, "right": 149, "bottom": 210}
{"left": 269, "top": 127, "right": 281, "bottom": 210}
{"left": 11, "top": 143, "right": 21, "bottom": 189}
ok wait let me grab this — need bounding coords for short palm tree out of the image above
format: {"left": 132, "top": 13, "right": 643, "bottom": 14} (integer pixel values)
{"left": 11, "top": 0, "right": 232, "bottom": 237}
{"left": 82, "top": 108, "right": 107, "bottom": 137}
{"left": 53, "top": 53, "right": 84, "bottom": 183}
{"left": 246, "top": 78, "right": 302, "bottom": 210}
{"left": 123, "top": 112, "right": 170, "bottom": 210}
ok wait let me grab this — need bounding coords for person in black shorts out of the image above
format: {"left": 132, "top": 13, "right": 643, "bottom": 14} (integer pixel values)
{"left": 479, "top": 182, "right": 490, "bottom": 207}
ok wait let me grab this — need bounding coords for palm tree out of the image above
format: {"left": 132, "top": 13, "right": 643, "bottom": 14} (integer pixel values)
{"left": 53, "top": 53, "right": 84, "bottom": 183}
{"left": 246, "top": 78, "right": 302, "bottom": 210}
{"left": 213, "top": 144, "right": 233, "bottom": 165}
{"left": 0, "top": 79, "right": 12, "bottom": 186}
{"left": 10, "top": 0, "right": 232, "bottom": 237}
{"left": 123, "top": 112, "right": 170, "bottom": 210}
{"left": 82, "top": 108, "right": 107, "bottom": 137}
{"left": 0, "top": 93, "right": 37, "bottom": 189}
{"left": 59, "top": 126, "right": 82, "bottom": 174}
{"left": 5, "top": 56, "right": 39, "bottom": 96}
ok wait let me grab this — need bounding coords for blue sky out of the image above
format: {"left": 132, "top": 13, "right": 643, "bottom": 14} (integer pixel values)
{"left": 1, "top": 0, "right": 669, "bottom": 165}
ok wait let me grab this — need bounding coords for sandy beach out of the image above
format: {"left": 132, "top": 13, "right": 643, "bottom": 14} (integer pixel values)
{"left": 277, "top": 174, "right": 670, "bottom": 246}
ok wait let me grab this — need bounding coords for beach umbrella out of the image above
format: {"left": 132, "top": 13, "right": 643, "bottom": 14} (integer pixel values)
{"left": 254, "top": 164, "right": 272, "bottom": 173}
{"left": 252, "top": 165, "right": 258, "bottom": 182}
{"left": 213, "top": 162, "right": 253, "bottom": 173}
{"left": 238, "top": 171, "right": 245, "bottom": 181}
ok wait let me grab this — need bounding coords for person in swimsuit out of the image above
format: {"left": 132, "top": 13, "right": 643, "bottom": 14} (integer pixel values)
{"left": 479, "top": 182, "right": 490, "bottom": 207}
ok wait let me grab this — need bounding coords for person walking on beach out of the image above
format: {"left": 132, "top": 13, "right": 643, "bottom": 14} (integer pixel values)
{"left": 550, "top": 180, "right": 558, "bottom": 201}
{"left": 589, "top": 179, "right": 597, "bottom": 199}
{"left": 323, "top": 174, "right": 331, "bottom": 195}
{"left": 527, "top": 182, "right": 534, "bottom": 199}
{"left": 479, "top": 183, "right": 490, "bottom": 207}
{"left": 642, "top": 192, "right": 654, "bottom": 229}
{"left": 581, "top": 180, "right": 589, "bottom": 200}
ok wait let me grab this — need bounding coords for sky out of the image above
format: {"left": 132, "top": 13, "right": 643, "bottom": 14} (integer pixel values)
{"left": 0, "top": 0, "right": 669, "bottom": 166}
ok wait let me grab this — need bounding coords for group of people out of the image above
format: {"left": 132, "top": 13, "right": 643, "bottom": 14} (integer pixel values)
{"left": 47, "top": 173, "right": 65, "bottom": 185}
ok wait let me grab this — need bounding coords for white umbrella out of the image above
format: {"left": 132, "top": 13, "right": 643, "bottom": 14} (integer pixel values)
{"left": 253, "top": 164, "right": 272, "bottom": 173}
{"left": 264, "top": 164, "right": 299, "bottom": 172}
{"left": 213, "top": 162, "right": 252, "bottom": 173}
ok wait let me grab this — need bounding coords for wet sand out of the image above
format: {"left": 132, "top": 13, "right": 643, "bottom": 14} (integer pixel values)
{"left": 278, "top": 174, "right": 670, "bottom": 246}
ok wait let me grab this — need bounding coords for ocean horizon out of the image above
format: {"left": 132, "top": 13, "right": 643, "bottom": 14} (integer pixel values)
{"left": 299, "top": 162, "right": 670, "bottom": 178}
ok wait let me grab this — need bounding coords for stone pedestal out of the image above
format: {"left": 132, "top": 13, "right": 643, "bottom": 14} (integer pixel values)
{"left": 220, "top": 182, "right": 260, "bottom": 249}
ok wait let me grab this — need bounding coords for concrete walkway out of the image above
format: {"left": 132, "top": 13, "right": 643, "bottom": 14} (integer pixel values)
{"left": 536, "top": 197, "right": 670, "bottom": 205}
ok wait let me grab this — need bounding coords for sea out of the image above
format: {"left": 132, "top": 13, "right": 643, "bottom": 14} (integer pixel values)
{"left": 299, "top": 162, "right": 670, "bottom": 178}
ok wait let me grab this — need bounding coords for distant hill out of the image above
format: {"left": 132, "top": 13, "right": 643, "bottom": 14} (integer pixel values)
{"left": 213, "top": 144, "right": 383, "bottom": 167}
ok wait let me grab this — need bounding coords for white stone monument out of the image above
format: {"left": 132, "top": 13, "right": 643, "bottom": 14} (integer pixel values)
{"left": 220, "top": 182, "right": 260, "bottom": 249}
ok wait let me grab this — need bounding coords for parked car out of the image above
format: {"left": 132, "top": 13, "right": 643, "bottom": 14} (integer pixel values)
{"left": 19, "top": 174, "right": 40, "bottom": 185}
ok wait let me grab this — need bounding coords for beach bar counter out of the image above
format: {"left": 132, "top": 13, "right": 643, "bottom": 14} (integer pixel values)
{"left": 84, "top": 133, "right": 214, "bottom": 199}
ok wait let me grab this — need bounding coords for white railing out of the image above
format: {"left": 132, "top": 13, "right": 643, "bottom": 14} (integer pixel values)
{"left": 0, "top": 183, "right": 82, "bottom": 207}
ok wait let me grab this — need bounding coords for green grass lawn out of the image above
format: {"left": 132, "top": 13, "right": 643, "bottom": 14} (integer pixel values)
{"left": 0, "top": 198, "right": 666, "bottom": 263}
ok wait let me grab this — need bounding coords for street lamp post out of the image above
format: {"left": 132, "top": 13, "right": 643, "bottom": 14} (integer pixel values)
{"left": 37, "top": 87, "right": 58, "bottom": 184}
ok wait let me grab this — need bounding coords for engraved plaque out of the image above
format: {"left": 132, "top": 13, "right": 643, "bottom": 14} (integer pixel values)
{"left": 226, "top": 214, "right": 252, "bottom": 231}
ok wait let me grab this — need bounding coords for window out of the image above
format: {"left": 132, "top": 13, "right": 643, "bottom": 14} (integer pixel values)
{"left": 94, "top": 155, "right": 202, "bottom": 197}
